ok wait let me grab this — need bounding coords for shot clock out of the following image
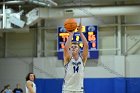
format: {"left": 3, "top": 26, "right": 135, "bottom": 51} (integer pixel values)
{"left": 57, "top": 25, "right": 99, "bottom": 60}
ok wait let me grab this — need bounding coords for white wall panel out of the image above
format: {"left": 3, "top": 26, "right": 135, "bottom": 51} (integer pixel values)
{"left": 126, "top": 55, "right": 140, "bottom": 77}
{"left": 125, "top": 15, "right": 140, "bottom": 24}
{"left": 125, "top": 30, "right": 140, "bottom": 54}
{"left": 99, "top": 29, "right": 116, "bottom": 55}
{"left": 5, "top": 31, "right": 35, "bottom": 57}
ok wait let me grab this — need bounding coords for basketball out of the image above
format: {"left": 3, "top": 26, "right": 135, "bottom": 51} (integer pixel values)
{"left": 64, "top": 18, "right": 77, "bottom": 32}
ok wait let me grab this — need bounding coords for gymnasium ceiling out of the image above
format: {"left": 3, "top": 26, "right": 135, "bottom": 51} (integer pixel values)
{"left": 0, "top": 0, "right": 140, "bottom": 19}
{"left": 53, "top": 0, "right": 140, "bottom": 7}
{"left": 0, "top": 0, "right": 140, "bottom": 29}
{"left": 0, "top": 0, "right": 140, "bottom": 8}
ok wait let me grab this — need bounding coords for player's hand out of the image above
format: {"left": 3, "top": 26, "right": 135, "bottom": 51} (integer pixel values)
{"left": 77, "top": 23, "right": 82, "bottom": 33}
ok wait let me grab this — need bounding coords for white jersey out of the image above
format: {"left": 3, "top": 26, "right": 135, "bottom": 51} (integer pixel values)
{"left": 63, "top": 56, "right": 85, "bottom": 91}
{"left": 26, "top": 80, "right": 36, "bottom": 93}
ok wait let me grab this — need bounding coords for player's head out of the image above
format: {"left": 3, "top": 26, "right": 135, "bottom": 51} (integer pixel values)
{"left": 70, "top": 42, "right": 80, "bottom": 55}
{"left": 26, "top": 72, "right": 36, "bottom": 81}
{"left": 5, "top": 84, "right": 10, "bottom": 89}
{"left": 16, "top": 83, "right": 21, "bottom": 88}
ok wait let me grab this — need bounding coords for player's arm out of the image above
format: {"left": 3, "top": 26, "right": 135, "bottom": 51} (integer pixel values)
{"left": 78, "top": 24, "right": 88, "bottom": 65}
{"left": 63, "top": 32, "right": 74, "bottom": 65}
{"left": 26, "top": 81, "right": 35, "bottom": 93}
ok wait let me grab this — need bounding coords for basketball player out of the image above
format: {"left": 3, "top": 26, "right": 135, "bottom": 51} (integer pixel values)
{"left": 25, "top": 73, "right": 36, "bottom": 93}
{"left": 62, "top": 24, "right": 88, "bottom": 93}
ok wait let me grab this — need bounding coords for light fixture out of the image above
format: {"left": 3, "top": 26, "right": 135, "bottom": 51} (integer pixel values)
{"left": 45, "top": 0, "right": 58, "bottom": 6}
{"left": 31, "top": 0, "right": 58, "bottom": 6}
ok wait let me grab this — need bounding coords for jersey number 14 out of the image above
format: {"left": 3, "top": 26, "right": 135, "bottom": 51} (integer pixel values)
{"left": 73, "top": 66, "right": 79, "bottom": 73}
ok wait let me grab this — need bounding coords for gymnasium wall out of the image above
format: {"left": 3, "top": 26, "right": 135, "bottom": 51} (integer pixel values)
{"left": 0, "top": 16, "right": 140, "bottom": 57}
{"left": 0, "top": 58, "right": 33, "bottom": 92}
{"left": 35, "top": 16, "right": 140, "bottom": 93}
{"left": 0, "top": 31, "right": 36, "bottom": 57}
{"left": 0, "top": 15, "right": 140, "bottom": 93}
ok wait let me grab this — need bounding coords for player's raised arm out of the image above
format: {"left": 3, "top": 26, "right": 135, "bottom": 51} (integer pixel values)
{"left": 78, "top": 23, "right": 88, "bottom": 65}
{"left": 63, "top": 32, "right": 74, "bottom": 65}
{"left": 63, "top": 18, "right": 77, "bottom": 65}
